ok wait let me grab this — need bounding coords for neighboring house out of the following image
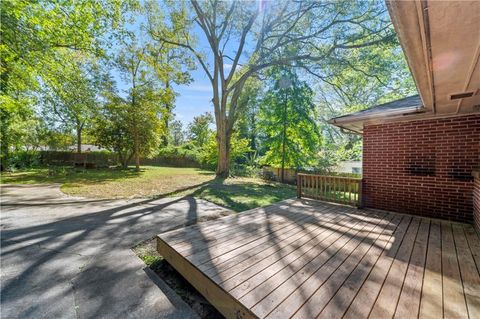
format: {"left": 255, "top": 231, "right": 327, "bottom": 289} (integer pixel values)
{"left": 66, "top": 144, "right": 108, "bottom": 152}
{"left": 335, "top": 161, "right": 362, "bottom": 175}
{"left": 38, "top": 144, "right": 109, "bottom": 152}
{"left": 329, "top": 1, "right": 480, "bottom": 231}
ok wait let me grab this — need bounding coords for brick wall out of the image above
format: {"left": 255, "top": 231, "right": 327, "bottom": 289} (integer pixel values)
{"left": 363, "top": 114, "right": 480, "bottom": 223}
{"left": 474, "top": 172, "right": 480, "bottom": 233}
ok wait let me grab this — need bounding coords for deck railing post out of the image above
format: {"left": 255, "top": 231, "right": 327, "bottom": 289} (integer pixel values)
{"left": 297, "top": 174, "right": 302, "bottom": 198}
{"left": 357, "top": 178, "right": 364, "bottom": 209}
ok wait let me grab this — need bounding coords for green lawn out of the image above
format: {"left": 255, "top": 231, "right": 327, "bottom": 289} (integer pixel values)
{"left": 173, "top": 177, "right": 296, "bottom": 212}
{"left": 1, "top": 166, "right": 296, "bottom": 211}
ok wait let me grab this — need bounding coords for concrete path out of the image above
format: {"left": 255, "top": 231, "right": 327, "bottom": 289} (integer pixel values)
{"left": 1, "top": 184, "right": 232, "bottom": 319}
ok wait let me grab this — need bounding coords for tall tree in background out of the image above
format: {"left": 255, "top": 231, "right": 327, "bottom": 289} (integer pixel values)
{"left": 111, "top": 39, "right": 171, "bottom": 171}
{"left": 168, "top": 119, "right": 185, "bottom": 146}
{"left": 259, "top": 68, "right": 319, "bottom": 181}
{"left": 0, "top": 0, "right": 130, "bottom": 165}
{"left": 236, "top": 77, "right": 263, "bottom": 154}
{"left": 41, "top": 54, "right": 102, "bottom": 153}
{"left": 187, "top": 112, "right": 214, "bottom": 148}
{"left": 154, "top": 0, "right": 395, "bottom": 177}
{"left": 145, "top": 0, "right": 193, "bottom": 146}
{"left": 315, "top": 44, "right": 416, "bottom": 169}
{"left": 94, "top": 91, "right": 134, "bottom": 168}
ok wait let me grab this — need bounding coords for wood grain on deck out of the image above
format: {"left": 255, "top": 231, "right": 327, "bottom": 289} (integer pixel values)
{"left": 156, "top": 199, "right": 480, "bottom": 319}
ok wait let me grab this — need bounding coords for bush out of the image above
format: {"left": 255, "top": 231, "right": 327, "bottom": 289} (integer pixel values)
{"left": 230, "top": 164, "right": 261, "bottom": 177}
{"left": 200, "top": 132, "right": 252, "bottom": 170}
{"left": 260, "top": 169, "right": 276, "bottom": 181}
{"left": 6, "top": 150, "right": 41, "bottom": 169}
{"left": 153, "top": 144, "right": 203, "bottom": 168}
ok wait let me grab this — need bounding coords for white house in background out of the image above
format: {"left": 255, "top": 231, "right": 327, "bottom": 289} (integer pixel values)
{"left": 37, "top": 144, "right": 109, "bottom": 152}
{"left": 335, "top": 160, "right": 362, "bottom": 174}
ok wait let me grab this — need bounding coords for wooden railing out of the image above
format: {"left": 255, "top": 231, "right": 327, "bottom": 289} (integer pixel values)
{"left": 297, "top": 173, "right": 363, "bottom": 207}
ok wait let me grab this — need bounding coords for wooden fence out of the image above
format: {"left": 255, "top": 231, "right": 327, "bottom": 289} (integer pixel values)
{"left": 297, "top": 173, "right": 363, "bottom": 207}
{"left": 39, "top": 151, "right": 202, "bottom": 168}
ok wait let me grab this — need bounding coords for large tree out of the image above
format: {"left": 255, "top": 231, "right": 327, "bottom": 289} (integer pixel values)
{"left": 0, "top": 0, "right": 131, "bottom": 165}
{"left": 187, "top": 112, "right": 214, "bottom": 148}
{"left": 259, "top": 67, "right": 319, "bottom": 181}
{"left": 153, "top": 0, "right": 395, "bottom": 176}
{"left": 168, "top": 119, "right": 185, "bottom": 146}
{"left": 41, "top": 54, "right": 102, "bottom": 153}
{"left": 94, "top": 95, "right": 134, "bottom": 168}
{"left": 315, "top": 43, "right": 417, "bottom": 171}
{"left": 109, "top": 39, "right": 172, "bottom": 171}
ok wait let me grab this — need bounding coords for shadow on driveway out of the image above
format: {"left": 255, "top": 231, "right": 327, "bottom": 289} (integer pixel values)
{"left": 0, "top": 184, "right": 232, "bottom": 319}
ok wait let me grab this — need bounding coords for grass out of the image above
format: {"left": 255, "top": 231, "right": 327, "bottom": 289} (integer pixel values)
{"left": 1, "top": 166, "right": 296, "bottom": 211}
{"left": 173, "top": 177, "right": 296, "bottom": 212}
{"left": 0, "top": 166, "right": 215, "bottom": 199}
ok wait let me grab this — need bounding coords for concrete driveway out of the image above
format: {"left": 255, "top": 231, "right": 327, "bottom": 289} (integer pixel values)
{"left": 0, "top": 184, "right": 232, "bottom": 319}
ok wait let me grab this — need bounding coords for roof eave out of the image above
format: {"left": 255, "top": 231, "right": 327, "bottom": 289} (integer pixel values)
{"left": 328, "top": 106, "right": 427, "bottom": 134}
{"left": 328, "top": 105, "right": 425, "bottom": 125}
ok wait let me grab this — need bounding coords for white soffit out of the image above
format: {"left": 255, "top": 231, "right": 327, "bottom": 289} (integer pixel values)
{"left": 387, "top": 0, "right": 480, "bottom": 115}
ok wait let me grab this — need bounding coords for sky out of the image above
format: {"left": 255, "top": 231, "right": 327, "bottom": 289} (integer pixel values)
{"left": 166, "top": 24, "right": 240, "bottom": 127}
{"left": 172, "top": 68, "right": 215, "bottom": 126}
{"left": 112, "top": 8, "right": 248, "bottom": 128}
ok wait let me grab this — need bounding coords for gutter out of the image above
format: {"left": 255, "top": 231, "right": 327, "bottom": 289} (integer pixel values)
{"left": 328, "top": 105, "right": 425, "bottom": 125}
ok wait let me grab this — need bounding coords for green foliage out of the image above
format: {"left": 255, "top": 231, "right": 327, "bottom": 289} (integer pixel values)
{"left": 187, "top": 112, "right": 214, "bottom": 148}
{"left": 5, "top": 151, "right": 41, "bottom": 170}
{"left": 259, "top": 68, "right": 320, "bottom": 169}
{"left": 201, "top": 132, "right": 251, "bottom": 170}
{"left": 156, "top": 143, "right": 202, "bottom": 165}
{"left": 94, "top": 100, "right": 134, "bottom": 167}
{"left": 41, "top": 54, "right": 103, "bottom": 151}
{"left": 0, "top": 0, "right": 133, "bottom": 167}
{"left": 236, "top": 77, "right": 263, "bottom": 152}
{"left": 168, "top": 120, "right": 185, "bottom": 146}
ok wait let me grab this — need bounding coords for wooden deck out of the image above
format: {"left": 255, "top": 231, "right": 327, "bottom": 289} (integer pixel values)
{"left": 156, "top": 199, "right": 480, "bottom": 319}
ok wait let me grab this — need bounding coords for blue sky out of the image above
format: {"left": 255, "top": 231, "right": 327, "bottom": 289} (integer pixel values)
{"left": 169, "top": 25, "right": 240, "bottom": 126}
{"left": 112, "top": 10, "right": 247, "bottom": 128}
{"left": 172, "top": 68, "right": 215, "bottom": 126}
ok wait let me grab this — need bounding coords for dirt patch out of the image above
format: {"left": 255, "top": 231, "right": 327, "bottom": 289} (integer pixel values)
{"left": 133, "top": 238, "right": 224, "bottom": 319}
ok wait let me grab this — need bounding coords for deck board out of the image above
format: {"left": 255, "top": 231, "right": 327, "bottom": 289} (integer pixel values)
{"left": 156, "top": 199, "right": 480, "bottom": 319}
{"left": 419, "top": 220, "right": 443, "bottom": 319}
{"left": 317, "top": 215, "right": 410, "bottom": 319}
{"left": 442, "top": 222, "right": 469, "bottom": 319}
{"left": 203, "top": 206, "right": 347, "bottom": 280}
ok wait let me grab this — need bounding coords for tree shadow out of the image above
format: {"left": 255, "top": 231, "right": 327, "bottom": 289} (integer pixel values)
{"left": 0, "top": 167, "right": 144, "bottom": 185}
{"left": 184, "top": 177, "right": 295, "bottom": 212}
{"left": 0, "top": 191, "right": 227, "bottom": 318}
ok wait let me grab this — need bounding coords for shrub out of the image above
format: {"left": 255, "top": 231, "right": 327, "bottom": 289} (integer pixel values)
{"left": 200, "top": 132, "right": 252, "bottom": 170}
{"left": 230, "top": 164, "right": 261, "bottom": 177}
{"left": 6, "top": 150, "right": 41, "bottom": 169}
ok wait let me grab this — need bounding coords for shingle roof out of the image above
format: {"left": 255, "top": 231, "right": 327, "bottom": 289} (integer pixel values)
{"left": 330, "top": 95, "right": 423, "bottom": 122}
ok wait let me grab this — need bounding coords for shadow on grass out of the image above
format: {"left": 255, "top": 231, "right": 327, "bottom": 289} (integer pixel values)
{"left": 0, "top": 167, "right": 143, "bottom": 185}
{"left": 176, "top": 177, "right": 296, "bottom": 212}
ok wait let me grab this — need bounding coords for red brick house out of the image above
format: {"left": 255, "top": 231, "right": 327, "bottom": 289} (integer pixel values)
{"left": 329, "top": 1, "right": 480, "bottom": 231}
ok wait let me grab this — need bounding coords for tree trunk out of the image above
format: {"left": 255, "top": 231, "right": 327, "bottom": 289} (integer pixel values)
{"left": 76, "top": 127, "right": 82, "bottom": 154}
{"left": 161, "top": 81, "right": 172, "bottom": 147}
{"left": 118, "top": 151, "right": 129, "bottom": 169}
{"left": 133, "top": 135, "right": 140, "bottom": 171}
{"left": 134, "top": 150, "right": 140, "bottom": 171}
{"left": 280, "top": 90, "right": 288, "bottom": 183}
{"left": 216, "top": 126, "right": 231, "bottom": 178}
